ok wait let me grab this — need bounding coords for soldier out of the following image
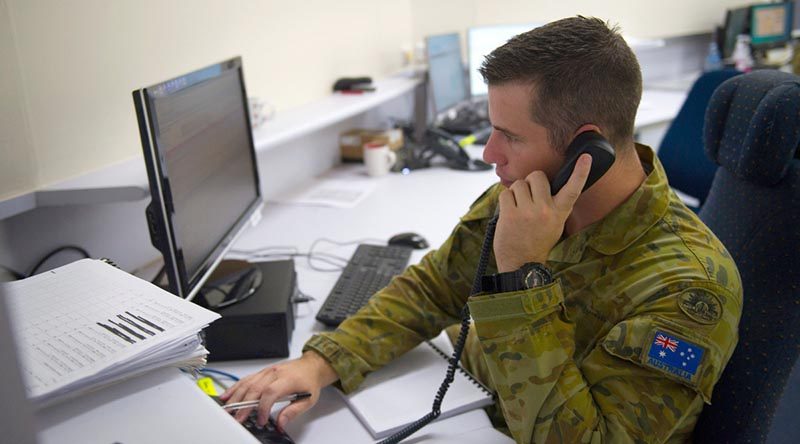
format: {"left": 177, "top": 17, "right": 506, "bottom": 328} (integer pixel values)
{"left": 222, "top": 16, "right": 742, "bottom": 443}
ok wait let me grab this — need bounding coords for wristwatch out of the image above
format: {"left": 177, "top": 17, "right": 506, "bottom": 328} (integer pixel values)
{"left": 481, "top": 262, "right": 553, "bottom": 293}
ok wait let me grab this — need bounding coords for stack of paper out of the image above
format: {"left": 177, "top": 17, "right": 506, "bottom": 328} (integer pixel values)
{"left": 1, "top": 259, "right": 221, "bottom": 408}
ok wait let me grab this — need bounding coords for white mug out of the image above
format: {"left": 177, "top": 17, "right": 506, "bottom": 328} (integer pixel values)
{"left": 363, "top": 142, "right": 396, "bottom": 177}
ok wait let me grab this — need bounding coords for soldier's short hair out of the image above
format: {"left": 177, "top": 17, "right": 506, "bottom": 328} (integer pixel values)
{"left": 479, "top": 16, "right": 642, "bottom": 152}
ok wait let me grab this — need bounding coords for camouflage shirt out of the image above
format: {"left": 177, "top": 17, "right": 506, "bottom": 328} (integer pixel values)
{"left": 304, "top": 145, "right": 742, "bottom": 443}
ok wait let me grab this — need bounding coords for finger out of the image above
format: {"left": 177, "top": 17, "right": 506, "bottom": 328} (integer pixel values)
{"left": 276, "top": 397, "right": 315, "bottom": 430}
{"left": 234, "top": 388, "right": 264, "bottom": 422}
{"left": 498, "top": 188, "right": 516, "bottom": 213}
{"left": 223, "top": 380, "right": 249, "bottom": 405}
{"left": 509, "top": 179, "right": 534, "bottom": 209}
{"left": 254, "top": 377, "right": 297, "bottom": 426}
{"left": 554, "top": 154, "right": 592, "bottom": 210}
{"left": 228, "top": 369, "right": 280, "bottom": 423}
{"left": 221, "top": 376, "right": 251, "bottom": 401}
{"left": 220, "top": 382, "right": 238, "bottom": 400}
{"left": 525, "top": 170, "right": 551, "bottom": 205}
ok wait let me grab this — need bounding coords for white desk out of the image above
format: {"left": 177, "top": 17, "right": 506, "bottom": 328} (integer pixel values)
{"left": 35, "top": 162, "right": 512, "bottom": 443}
{"left": 31, "top": 86, "right": 688, "bottom": 443}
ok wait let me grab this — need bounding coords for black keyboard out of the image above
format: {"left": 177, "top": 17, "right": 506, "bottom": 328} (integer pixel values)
{"left": 316, "top": 244, "right": 413, "bottom": 326}
{"left": 211, "top": 396, "right": 294, "bottom": 444}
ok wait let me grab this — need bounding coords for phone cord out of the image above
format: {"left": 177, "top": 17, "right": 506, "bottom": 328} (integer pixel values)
{"left": 379, "top": 215, "right": 499, "bottom": 444}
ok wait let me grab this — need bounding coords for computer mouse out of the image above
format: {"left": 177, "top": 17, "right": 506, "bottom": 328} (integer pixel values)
{"left": 388, "top": 232, "right": 429, "bottom": 250}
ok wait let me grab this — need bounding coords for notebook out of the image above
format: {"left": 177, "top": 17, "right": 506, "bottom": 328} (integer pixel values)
{"left": 338, "top": 331, "right": 495, "bottom": 439}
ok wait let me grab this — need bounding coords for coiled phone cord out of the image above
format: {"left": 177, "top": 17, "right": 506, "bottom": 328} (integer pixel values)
{"left": 379, "top": 214, "right": 499, "bottom": 444}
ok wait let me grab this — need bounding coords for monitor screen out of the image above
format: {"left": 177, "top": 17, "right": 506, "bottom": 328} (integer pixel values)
{"left": 751, "top": 2, "right": 793, "bottom": 48}
{"left": 425, "top": 33, "right": 468, "bottom": 114}
{"left": 133, "top": 57, "right": 263, "bottom": 301}
{"left": 467, "top": 24, "right": 539, "bottom": 97}
{"left": 795, "top": 0, "right": 800, "bottom": 30}
{"left": 722, "top": 7, "right": 751, "bottom": 59}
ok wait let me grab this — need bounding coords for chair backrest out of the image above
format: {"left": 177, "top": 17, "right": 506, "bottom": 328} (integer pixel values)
{"left": 694, "top": 70, "right": 800, "bottom": 443}
{"left": 658, "top": 69, "right": 741, "bottom": 206}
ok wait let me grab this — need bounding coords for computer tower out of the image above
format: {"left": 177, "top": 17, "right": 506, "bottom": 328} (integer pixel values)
{"left": 203, "top": 259, "right": 296, "bottom": 361}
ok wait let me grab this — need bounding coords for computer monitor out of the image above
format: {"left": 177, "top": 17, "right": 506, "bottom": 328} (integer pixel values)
{"left": 133, "top": 57, "right": 263, "bottom": 302}
{"left": 722, "top": 6, "right": 751, "bottom": 60}
{"left": 750, "top": 2, "right": 793, "bottom": 48}
{"left": 794, "top": 0, "right": 800, "bottom": 31}
{"left": 425, "top": 33, "right": 469, "bottom": 115}
{"left": 467, "top": 23, "right": 539, "bottom": 97}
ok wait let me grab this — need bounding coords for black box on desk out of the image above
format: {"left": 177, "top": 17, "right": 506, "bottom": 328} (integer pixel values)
{"left": 203, "top": 260, "right": 296, "bottom": 361}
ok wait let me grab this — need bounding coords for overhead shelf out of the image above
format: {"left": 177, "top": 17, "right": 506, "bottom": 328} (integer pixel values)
{"left": 0, "top": 75, "right": 421, "bottom": 220}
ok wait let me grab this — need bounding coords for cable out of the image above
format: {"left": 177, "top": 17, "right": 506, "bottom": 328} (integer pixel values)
{"left": 199, "top": 367, "right": 241, "bottom": 382}
{"left": 231, "top": 237, "right": 388, "bottom": 273}
{"left": 28, "top": 245, "right": 91, "bottom": 276}
{"left": 379, "top": 215, "right": 498, "bottom": 444}
{"left": 203, "top": 373, "right": 230, "bottom": 391}
{"left": 292, "top": 287, "right": 317, "bottom": 304}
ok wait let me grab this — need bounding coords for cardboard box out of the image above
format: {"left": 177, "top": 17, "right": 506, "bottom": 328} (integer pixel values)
{"left": 340, "top": 128, "right": 403, "bottom": 162}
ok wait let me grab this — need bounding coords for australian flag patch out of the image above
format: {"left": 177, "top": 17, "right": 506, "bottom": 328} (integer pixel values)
{"left": 646, "top": 330, "right": 704, "bottom": 382}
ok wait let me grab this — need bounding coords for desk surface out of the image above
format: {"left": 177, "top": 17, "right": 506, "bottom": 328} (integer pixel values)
{"left": 35, "top": 160, "right": 512, "bottom": 443}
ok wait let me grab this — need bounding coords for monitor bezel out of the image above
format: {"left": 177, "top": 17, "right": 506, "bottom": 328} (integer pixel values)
{"left": 132, "top": 56, "right": 263, "bottom": 301}
{"left": 466, "top": 23, "right": 539, "bottom": 98}
{"left": 425, "top": 32, "right": 469, "bottom": 115}
{"left": 750, "top": 2, "right": 794, "bottom": 49}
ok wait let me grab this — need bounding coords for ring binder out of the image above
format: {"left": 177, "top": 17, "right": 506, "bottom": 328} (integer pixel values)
{"left": 100, "top": 257, "right": 120, "bottom": 268}
{"left": 336, "top": 331, "right": 495, "bottom": 439}
{"left": 425, "top": 339, "right": 494, "bottom": 398}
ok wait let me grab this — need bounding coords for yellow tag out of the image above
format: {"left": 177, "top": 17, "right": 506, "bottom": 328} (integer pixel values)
{"left": 197, "top": 376, "right": 218, "bottom": 396}
{"left": 458, "top": 135, "right": 476, "bottom": 147}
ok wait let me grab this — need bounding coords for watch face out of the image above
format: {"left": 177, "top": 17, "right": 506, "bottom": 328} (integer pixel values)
{"left": 523, "top": 269, "right": 542, "bottom": 288}
{"left": 521, "top": 263, "right": 551, "bottom": 289}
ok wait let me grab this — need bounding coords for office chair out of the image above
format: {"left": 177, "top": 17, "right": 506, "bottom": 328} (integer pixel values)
{"left": 693, "top": 70, "right": 800, "bottom": 443}
{"left": 657, "top": 69, "right": 741, "bottom": 210}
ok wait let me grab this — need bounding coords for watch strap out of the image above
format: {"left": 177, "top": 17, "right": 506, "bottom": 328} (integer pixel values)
{"left": 480, "top": 262, "right": 552, "bottom": 293}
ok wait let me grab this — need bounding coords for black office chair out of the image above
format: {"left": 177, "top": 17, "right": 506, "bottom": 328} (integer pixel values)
{"left": 693, "top": 70, "right": 800, "bottom": 443}
{"left": 657, "top": 69, "right": 741, "bottom": 210}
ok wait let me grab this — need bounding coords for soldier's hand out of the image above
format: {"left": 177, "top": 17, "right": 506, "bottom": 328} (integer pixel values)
{"left": 494, "top": 154, "right": 592, "bottom": 273}
{"left": 220, "top": 351, "right": 338, "bottom": 429}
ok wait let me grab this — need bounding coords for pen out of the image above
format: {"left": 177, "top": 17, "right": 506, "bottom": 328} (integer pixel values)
{"left": 222, "top": 392, "right": 311, "bottom": 411}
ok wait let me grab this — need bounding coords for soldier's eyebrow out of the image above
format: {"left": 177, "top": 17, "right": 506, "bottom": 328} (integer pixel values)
{"left": 493, "top": 125, "right": 524, "bottom": 140}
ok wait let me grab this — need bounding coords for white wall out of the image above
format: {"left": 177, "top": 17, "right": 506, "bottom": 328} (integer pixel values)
{"left": 0, "top": 0, "right": 754, "bottom": 202}
{"left": 409, "top": 0, "right": 753, "bottom": 60}
{"left": 0, "top": 0, "right": 37, "bottom": 200}
{"left": 0, "top": 0, "right": 413, "bottom": 200}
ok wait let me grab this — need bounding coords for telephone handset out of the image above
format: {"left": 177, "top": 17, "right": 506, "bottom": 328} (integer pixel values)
{"left": 550, "top": 130, "right": 616, "bottom": 195}
{"left": 380, "top": 131, "right": 616, "bottom": 444}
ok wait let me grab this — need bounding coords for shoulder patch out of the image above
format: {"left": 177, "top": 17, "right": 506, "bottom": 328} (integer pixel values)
{"left": 645, "top": 330, "right": 705, "bottom": 382}
{"left": 678, "top": 288, "right": 723, "bottom": 324}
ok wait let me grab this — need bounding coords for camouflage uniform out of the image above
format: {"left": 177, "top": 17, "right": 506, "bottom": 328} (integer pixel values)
{"left": 304, "top": 145, "right": 742, "bottom": 443}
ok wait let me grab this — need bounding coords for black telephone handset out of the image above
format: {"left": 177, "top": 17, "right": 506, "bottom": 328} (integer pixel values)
{"left": 550, "top": 130, "right": 616, "bottom": 195}
{"left": 380, "top": 131, "right": 616, "bottom": 444}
